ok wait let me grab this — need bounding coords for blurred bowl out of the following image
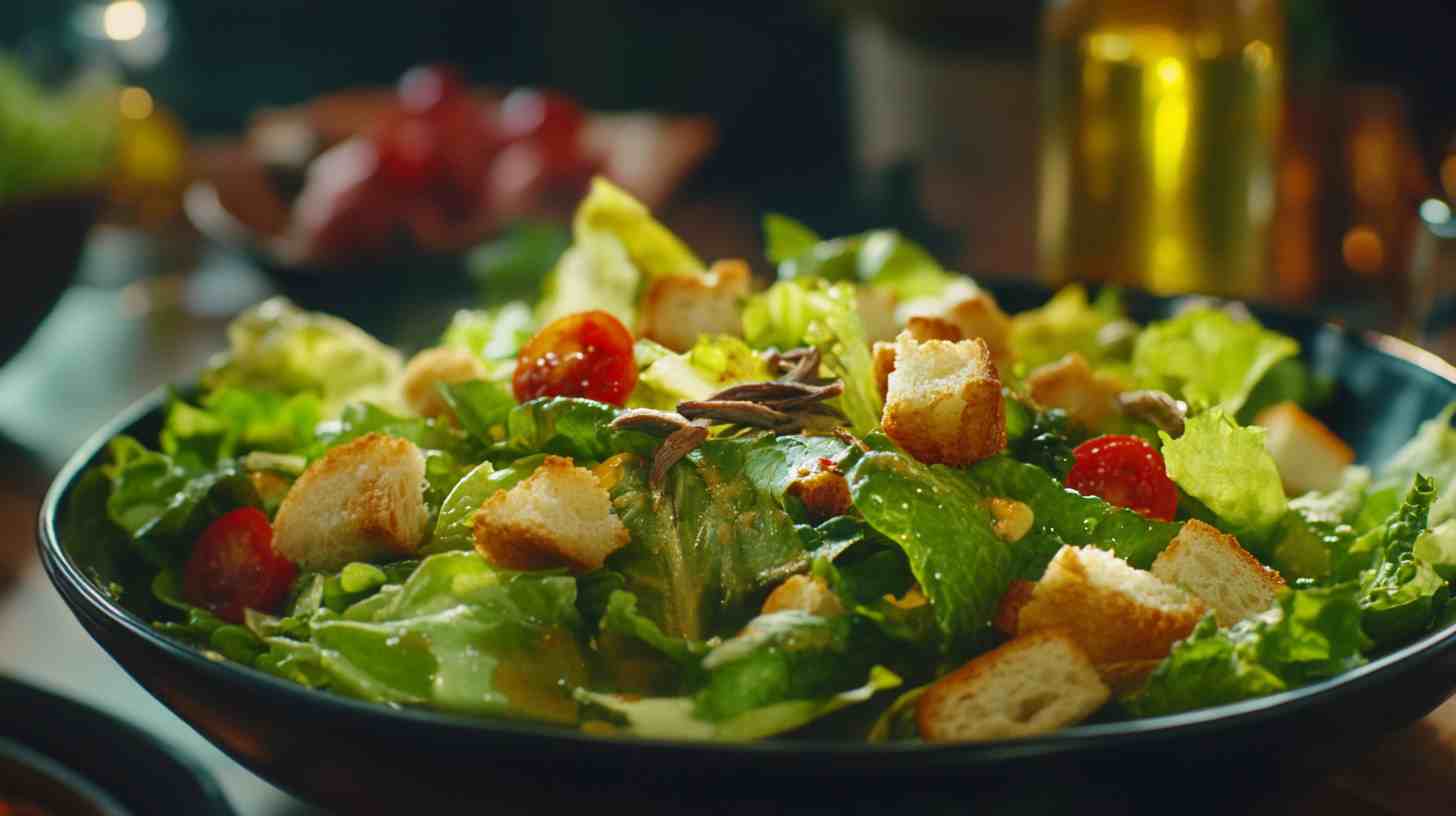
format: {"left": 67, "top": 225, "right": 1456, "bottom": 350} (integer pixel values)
{"left": 0, "top": 674, "right": 233, "bottom": 815}
{"left": 35, "top": 285, "right": 1456, "bottom": 814}
{"left": 0, "top": 191, "right": 99, "bottom": 365}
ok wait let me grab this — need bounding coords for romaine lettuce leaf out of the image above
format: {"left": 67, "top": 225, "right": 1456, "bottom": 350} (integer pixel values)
{"left": 500, "top": 397, "right": 654, "bottom": 462}
{"left": 742, "top": 279, "right": 882, "bottom": 435}
{"left": 1415, "top": 520, "right": 1456, "bottom": 581}
{"left": 437, "top": 379, "right": 516, "bottom": 443}
{"left": 1132, "top": 307, "right": 1298, "bottom": 416}
{"left": 202, "top": 298, "right": 402, "bottom": 413}
{"left": 632, "top": 335, "right": 772, "bottom": 411}
{"left": 845, "top": 445, "right": 1013, "bottom": 645}
{"left": 440, "top": 302, "right": 537, "bottom": 362}
{"left": 765, "top": 215, "right": 955, "bottom": 303}
{"left": 257, "top": 551, "right": 589, "bottom": 722}
{"left": 161, "top": 388, "right": 321, "bottom": 468}
{"left": 1358, "top": 475, "right": 1449, "bottom": 646}
{"left": 1374, "top": 403, "right": 1456, "bottom": 526}
{"left": 1009, "top": 285, "right": 1128, "bottom": 371}
{"left": 592, "top": 590, "right": 710, "bottom": 695}
{"left": 1160, "top": 410, "right": 1287, "bottom": 553}
{"left": 1124, "top": 583, "right": 1369, "bottom": 716}
{"left": 763, "top": 213, "right": 820, "bottom": 264}
{"left": 466, "top": 221, "right": 570, "bottom": 306}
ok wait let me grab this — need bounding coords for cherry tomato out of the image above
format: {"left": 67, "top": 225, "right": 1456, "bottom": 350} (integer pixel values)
{"left": 183, "top": 507, "right": 297, "bottom": 624}
{"left": 513, "top": 310, "right": 637, "bottom": 405}
{"left": 498, "top": 89, "right": 585, "bottom": 169}
{"left": 1065, "top": 434, "right": 1178, "bottom": 521}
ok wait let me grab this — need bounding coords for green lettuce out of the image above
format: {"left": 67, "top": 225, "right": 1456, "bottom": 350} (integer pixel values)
{"left": 1009, "top": 285, "right": 1128, "bottom": 371}
{"left": 742, "top": 279, "right": 882, "bottom": 434}
{"left": 1415, "top": 520, "right": 1456, "bottom": 581}
{"left": 1124, "top": 583, "right": 1369, "bottom": 717}
{"left": 1357, "top": 476, "right": 1449, "bottom": 646}
{"left": 0, "top": 58, "right": 117, "bottom": 205}
{"left": 202, "top": 298, "right": 402, "bottom": 413}
{"left": 440, "top": 302, "right": 537, "bottom": 362}
{"left": 632, "top": 335, "right": 772, "bottom": 411}
{"left": 466, "top": 221, "right": 570, "bottom": 306}
{"left": 765, "top": 215, "right": 955, "bottom": 302}
{"left": 437, "top": 380, "right": 516, "bottom": 443}
{"left": 160, "top": 388, "right": 321, "bottom": 468}
{"left": 1160, "top": 410, "right": 1287, "bottom": 552}
{"left": 257, "top": 551, "right": 589, "bottom": 722}
{"left": 500, "top": 397, "right": 654, "bottom": 462}
{"left": 425, "top": 455, "right": 545, "bottom": 555}
{"left": 1374, "top": 403, "right": 1456, "bottom": 526}
{"left": 1132, "top": 307, "right": 1299, "bottom": 416}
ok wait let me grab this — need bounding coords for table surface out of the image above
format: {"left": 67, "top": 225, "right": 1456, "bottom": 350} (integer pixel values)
{"left": 0, "top": 224, "right": 1453, "bottom": 815}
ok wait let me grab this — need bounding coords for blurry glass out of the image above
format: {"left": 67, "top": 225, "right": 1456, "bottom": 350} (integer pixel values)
{"left": 1038, "top": 0, "right": 1283, "bottom": 298}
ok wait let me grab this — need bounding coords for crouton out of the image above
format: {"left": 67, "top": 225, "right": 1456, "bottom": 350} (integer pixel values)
{"left": 993, "top": 579, "right": 1037, "bottom": 636}
{"left": 272, "top": 433, "right": 429, "bottom": 571}
{"left": 1254, "top": 401, "right": 1355, "bottom": 495}
{"left": 786, "top": 465, "right": 852, "bottom": 523}
{"left": 871, "top": 316, "right": 968, "bottom": 398}
{"left": 1096, "top": 659, "right": 1162, "bottom": 697}
{"left": 941, "top": 292, "right": 1013, "bottom": 366}
{"left": 473, "top": 455, "right": 629, "bottom": 572}
{"left": 1016, "top": 546, "right": 1206, "bottom": 665}
{"left": 638, "top": 259, "right": 751, "bottom": 352}
{"left": 1025, "top": 353, "right": 1128, "bottom": 429}
{"left": 986, "top": 497, "right": 1034, "bottom": 542}
{"left": 881, "top": 331, "right": 1006, "bottom": 466}
{"left": 399, "top": 347, "right": 489, "bottom": 419}
{"left": 1151, "top": 520, "right": 1286, "bottom": 626}
{"left": 857, "top": 284, "right": 901, "bottom": 345}
{"left": 916, "top": 629, "right": 1109, "bottom": 742}
{"left": 873, "top": 341, "right": 897, "bottom": 400}
{"left": 761, "top": 574, "right": 845, "bottom": 617}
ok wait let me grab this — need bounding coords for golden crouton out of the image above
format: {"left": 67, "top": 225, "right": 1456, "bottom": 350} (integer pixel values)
{"left": 905, "top": 315, "right": 963, "bottom": 342}
{"left": 473, "top": 455, "right": 629, "bottom": 572}
{"left": 638, "top": 259, "right": 751, "bottom": 352}
{"left": 857, "top": 284, "right": 901, "bottom": 345}
{"left": 1025, "top": 352, "right": 1128, "bottom": 429}
{"left": 872, "top": 341, "right": 897, "bottom": 400}
{"left": 761, "top": 574, "right": 845, "bottom": 617}
{"left": 1016, "top": 545, "right": 1206, "bottom": 666}
{"left": 786, "top": 463, "right": 852, "bottom": 523}
{"left": 399, "top": 347, "right": 489, "bottom": 419}
{"left": 272, "top": 433, "right": 430, "bottom": 571}
{"left": 993, "top": 579, "right": 1037, "bottom": 637}
{"left": 941, "top": 292, "right": 1012, "bottom": 366}
{"left": 1151, "top": 520, "right": 1286, "bottom": 626}
{"left": 881, "top": 331, "right": 1006, "bottom": 466}
{"left": 917, "top": 629, "right": 1109, "bottom": 742}
{"left": 1254, "top": 401, "right": 1355, "bottom": 495}
{"left": 1096, "top": 659, "right": 1162, "bottom": 697}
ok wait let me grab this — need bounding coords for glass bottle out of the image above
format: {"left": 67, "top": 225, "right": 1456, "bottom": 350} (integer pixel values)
{"left": 1038, "top": 0, "right": 1283, "bottom": 298}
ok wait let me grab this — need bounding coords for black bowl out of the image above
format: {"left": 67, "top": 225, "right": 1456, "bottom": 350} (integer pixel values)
{"left": 0, "top": 674, "right": 233, "bottom": 815}
{"left": 0, "top": 192, "right": 97, "bottom": 367}
{"left": 36, "top": 291, "right": 1456, "bottom": 814}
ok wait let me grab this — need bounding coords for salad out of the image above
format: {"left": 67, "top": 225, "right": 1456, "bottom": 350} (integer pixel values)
{"left": 71, "top": 179, "right": 1456, "bottom": 743}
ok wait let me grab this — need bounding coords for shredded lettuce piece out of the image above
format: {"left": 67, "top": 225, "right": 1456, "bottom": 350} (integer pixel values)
{"left": 742, "top": 279, "right": 882, "bottom": 434}
{"left": 203, "top": 298, "right": 402, "bottom": 414}
{"left": 1132, "top": 307, "right": 1298, "bottom": 416}
{"left": 633, "top": 335, "right": 772, "bottom": 410}
{"left": 765, "top": 215, "right": 955, "bottom": 302}
{"left": 1160, "top": 410, "right": 1287, "bottom": 553}
{"left": 465, "top": 221, "right": 570, "bottom": 306}
{"left": 1375, "top": 403, "right": 1456, "bottom": 526}
{"left": 440, "top": 302, "right": 537, "bottom": 362}
{"left": 160, "top": 388, "right": 321, "bottom": 468}
{"left": 1009, "top": 285, "right": 1128, "bottom": 371}
{"left": 1358, "top": 475, "right": 1449, "bottom": 646}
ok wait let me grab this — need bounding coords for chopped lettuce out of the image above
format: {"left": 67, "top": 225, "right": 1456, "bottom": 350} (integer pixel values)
{"left": 766, "top": 215, "right": 956, "bottom": 303}
{"left": 257, "top": 551, "right": 589, "bottom": 722}
{"left": 440, "top": 302, "right": 537, "bottom": 362}
{"left": 1358, "top": 476, "right": 1449, "bottom": 646}
{"left": 437, "top": 379, "right": 516, "bottom": 443}
{"left": 1132, "top": 307, "right": 1299, "bottom": 417}
{"left": 161, "top": 388, "right": 322, "bottom": 468}
{"left": 537, "top": 178, "right": 703, "bottom": 324}
{"left": 0, "top": 58, "right": 117, "bottom": 205}
{"left": 1415, "top": 520, "right": 1456, "bottom": 581}
{"left": 1009, "top": 285, "right": 1128, "bottom": 372}
{"left": 1374, "top": 403, "right": 1456, "bottom": 526}
{"left": 845, "top": 444, "right": 1013, "bottom": 646}
{"left": 501, "top": 397, "right": 654, "bottom": 462}
{"left": 203, "top": 298, "right": 402, "bottom": 413}
{"left": 1160, "top": 410, "right": 1287, "bottom": 553}
{"left": 1124, "top": 584, "right": 1369, "bottom": 717}
{"left": 742, "top": 279, "right": 882, "bottom": 435}
{"left": 466, "top": 221, "right": 570, "bottom": 306}
{"left": 633, "top": 335, "right": 772, "bottom": 410}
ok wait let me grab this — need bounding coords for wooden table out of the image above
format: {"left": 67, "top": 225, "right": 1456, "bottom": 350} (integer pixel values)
{"left": 0, "top": 226, "right": 1452, "bottom": 815}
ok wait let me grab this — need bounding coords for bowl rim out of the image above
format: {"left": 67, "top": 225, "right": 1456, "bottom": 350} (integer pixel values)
{"left": 35, "top": 317, "right": 1456, "bottom": 763}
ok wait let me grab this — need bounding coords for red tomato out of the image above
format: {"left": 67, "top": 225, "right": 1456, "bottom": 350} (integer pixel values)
{"left": 373, "top": 114, "right": 443, "bottom": 192}
{"left": 513, "top": 311, "right": 637, "bottom": 405}
{"left": 183, "top": 507, "right": 297, "bottom": 624}
{"left": 1065, "top": 434, "right": 1178, "bottom": 521}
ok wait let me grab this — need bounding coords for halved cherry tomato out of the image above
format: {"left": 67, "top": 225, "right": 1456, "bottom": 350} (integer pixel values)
{"left": 1065, "top": 434, "right": 1178, "bottom": 521}
{"left": 183, "top": 507, "right": 297, "bottom": 624}
{"left": 513, "top": 310, "right": 637, "bottom": 405}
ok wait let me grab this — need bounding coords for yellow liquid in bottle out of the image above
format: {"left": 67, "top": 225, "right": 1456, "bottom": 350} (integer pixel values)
{"left": 1039, "top": 5, "right": 1282, "bottom": 298}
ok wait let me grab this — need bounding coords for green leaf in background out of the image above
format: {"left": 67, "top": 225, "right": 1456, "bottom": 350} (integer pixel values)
{"left": 1374, "top": 403, "right": 1456, "bottom": 526}
{"left": 1358, "top": 476, "right": 1449, "bottom": 646}
{"left": 1160, "top": 410, "right": 1288, "bottom": 554}
{"left": 257, "top": 551, "right": 589, "bottom": 722}
{"left": 845, "top": 446, "right": 1012, "bottom": 645}
{"left": 963, "top": 454, "right": 1181, "bottom": 572}
{"left": 632, "top": 335, "right": 772, "bottom": 411}
{"left": 203, "top": 298, "right": 403, "bottom": 414}
{"left": 742, "top": 279, "right": 882, "bottom": 435}
{"left": 440, "top": 302, "right": 537, "bottom": 362}
{"left": 1132, "top": 307, "right": 1299, "bottom": 416}
{"left": 1415, "top": 520, "right": 1456, "bottom": 582}
{"left": 1125, "top": 583, "right": 1369, "bottom": 717}
{"left": 1009, "top": 285, "right": 1129, "bottom": 372}
{"left": 764, "top": 215, "right": 955, "bottom": 302}
{"left": 161, "top": 388, "right": 321, "bottom": 468}
{"left": 762, "top": 213, "right": 821, "bottom": 264}
{"left": 467, "top": 221, "right": 571, "bottom": 305}
{"left": 0, "top": 58, "right": 117, "bottom": 206}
